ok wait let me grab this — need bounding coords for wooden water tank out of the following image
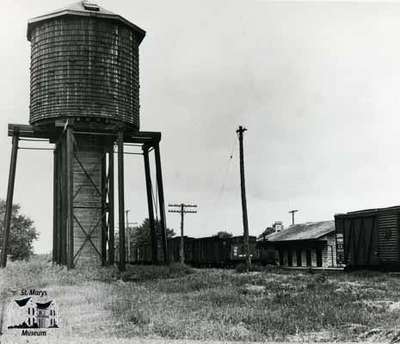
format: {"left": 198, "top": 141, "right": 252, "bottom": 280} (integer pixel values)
{"left": 26, "top": 2, "right": 146, "bottom": 267}
{"left": 27, "top": 1, "right": 145, "bottom": 128}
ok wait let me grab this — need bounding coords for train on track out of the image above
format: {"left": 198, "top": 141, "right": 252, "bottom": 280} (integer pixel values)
{"left": 127, "top": 235, "right": 263, "bottom": 267}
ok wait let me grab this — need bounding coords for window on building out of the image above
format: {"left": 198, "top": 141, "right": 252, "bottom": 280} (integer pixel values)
{"left": 28, "top": 318, "right": 30, "bottom": 325}
{"left": 28, "top": 308, "right": 30, "bottom": 315}
{"left": 233, "top": 246, "right": 238, "bottom": 257}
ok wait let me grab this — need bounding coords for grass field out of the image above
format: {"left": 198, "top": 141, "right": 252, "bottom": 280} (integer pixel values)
{"left": 1, "top": 255, "right": 400, "bottom": 343}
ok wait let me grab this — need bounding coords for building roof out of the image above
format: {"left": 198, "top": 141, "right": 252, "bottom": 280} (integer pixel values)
{"left": 15, "top": 297, "right": 31, "bottom": 307}
{"left": 335, "top": 205, "right": 400, "bottom": 217}
{"left": 36, "top": 301, "right": 53, "bottom": 309}
{"left": 27, "top": 1, "right": 146, "bottom": 43}
{"left": 265, "top": 221, "right": 335, "bottom": 242}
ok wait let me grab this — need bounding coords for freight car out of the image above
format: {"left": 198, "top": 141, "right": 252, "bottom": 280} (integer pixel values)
{"left": 186, "top": 235, "right": 258, "bottom": 267}
{"left": 126, "top": 234, "right": 258, "bottom": 267}
{"left": 168, "top": 235, "right": 258, "bottom": 267}
{"left": 167, "top": 236, "right": 195, "bottom": 263}
{"left": 335, "top": 205, "right": 400, "bottom": 270}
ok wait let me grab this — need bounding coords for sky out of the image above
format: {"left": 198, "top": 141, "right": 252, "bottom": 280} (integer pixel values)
{"left": 1, "top": 0, "right": 400, "bottom": 254}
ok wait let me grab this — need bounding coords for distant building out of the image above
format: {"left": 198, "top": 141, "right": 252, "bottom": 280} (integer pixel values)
{"left": 259, "top": 221, "right": 285, "bottom": 240}
{"left": 259, "top": 221, "right": 337, "bottom": 268}
{"left": 273, "top": 221, "right": 284, "bottom": 232}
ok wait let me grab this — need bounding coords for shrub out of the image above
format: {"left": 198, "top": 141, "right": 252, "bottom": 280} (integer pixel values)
{"left": 235, "top": 263, "right": 248, "bottom": 273}
{"left": 262, "top": 264, "right": 281, "bottom": 273}
{"left": 121, "top": 263, "right": 194, "bottom": 282}
{"left": 314, "top": 273, "right": 328, "bottom": 284}
{"left": 236, "top": 263, "right": 268, "bottom": 273}
{"left": 249, "top": 264, "right": 264, "bottom": 272}
{"left": 168, "top": 263, "right": 194, "bottom": 276}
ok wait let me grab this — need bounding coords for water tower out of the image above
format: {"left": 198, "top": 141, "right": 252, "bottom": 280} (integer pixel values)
{"left": 1, "top": 1, "right": 168, "bottom": 270}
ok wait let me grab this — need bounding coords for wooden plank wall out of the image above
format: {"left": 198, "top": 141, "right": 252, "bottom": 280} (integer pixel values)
{"left": 377, "top": 212, "right": 400, "bottom": 263}
{"left": 72, "top": 136, "right": 107, "bottom": 265}
{"left": 29, "top": 16, "right": 140, "bottom": 127}
{"left": 337, "top": 213, "right": 391, "bottom": 267}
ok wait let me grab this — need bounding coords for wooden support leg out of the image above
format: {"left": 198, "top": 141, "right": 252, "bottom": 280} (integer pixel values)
{"left": 61, "top": 135, "right": 67, "bottom": 266}
{"left": 66, "top": 126, "right": 74, "bottom": 269}
{"left": 101, "top": 151, "right": 107, "bottom": 266}
{"left": 143, "top": 145, "right": 157, "bottom": 264}
{"left": 154, "top": 143, "right": 169, "bottom": 264}
{"left": 0, "top": 133, "right": 19, "bottom": 268}
{"left": 180, "top": 204, "right": 184, "bottom": 265}
{"left": 53, "top": 145, "right": 58, "bottom": 263}
{"left": 108, "top": 149, "right": 115, "bottom": 265}
{"left": 56, "top": 143, "right": 62, "bottom": 264}
{"left": 117, "top": 132, "right": 126, "bottom": 271}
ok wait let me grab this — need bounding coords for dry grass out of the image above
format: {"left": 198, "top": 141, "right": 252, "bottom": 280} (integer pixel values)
{"left": 1, "top": 255, "right": 400, "bottom": 342}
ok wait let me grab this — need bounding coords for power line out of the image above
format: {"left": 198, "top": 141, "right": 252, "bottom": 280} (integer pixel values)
{"left": 215, "top": 136, "right": 237, "bottom": 206}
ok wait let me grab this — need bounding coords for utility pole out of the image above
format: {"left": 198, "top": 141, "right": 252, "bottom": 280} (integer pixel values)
{"left": 124, "top": 210, "right": 138, "bottom": 264}
{"left": 289, "top": 209, "right": 298, "bottom": 225}
{"left": 236, "top": 125, "right": 250, "bottom": 271}
{"left": 125, "top": 210, "right": 130, "bottom": 262}
{"left": 168, "top": 203, "right": 197, "bottom": 264}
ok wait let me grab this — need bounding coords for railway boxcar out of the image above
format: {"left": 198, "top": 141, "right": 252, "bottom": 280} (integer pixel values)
{"left": 190, "top": 236, "right": 228, "bottom": 267}
{"left": 125, "top": 234, "right": 258, "bottom": 267}
{"left": 188, "top": 235, "right": 257, "bottom": 267}
{"left": 230, "top": 236, "right": 258, "bottom": 263}
{"left": 168, "top": 236, "right": 195, "bottom": 263}
{"left": 335, "top": 205, "right": 400, "bottom": 270}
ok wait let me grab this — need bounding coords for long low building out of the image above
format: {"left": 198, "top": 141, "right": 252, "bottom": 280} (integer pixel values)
{"left": 259, "top": 221, "right": 337, "bottom": 268}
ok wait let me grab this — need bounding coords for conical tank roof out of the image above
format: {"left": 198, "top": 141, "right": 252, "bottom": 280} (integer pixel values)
{"left": 27, "top": 1, "right": 146, "bottom": 43}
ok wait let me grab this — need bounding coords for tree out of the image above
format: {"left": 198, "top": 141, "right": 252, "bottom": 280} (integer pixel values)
{"left": 258, "top": 227, "right": 275, "bottom": 240}
{"left": 131, "top": 218, "right": 175, "bottom": 247}
{"left": 0, "top": 200, "right": 39, "bottom": 261}
{"left": 215, "top": 231, "right": 233, "bottom": 238}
